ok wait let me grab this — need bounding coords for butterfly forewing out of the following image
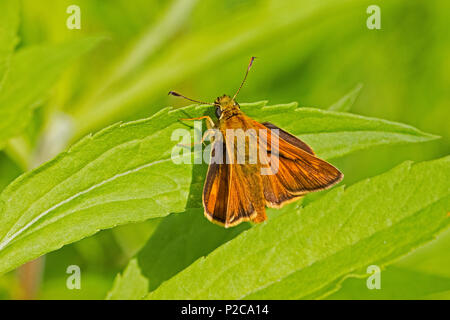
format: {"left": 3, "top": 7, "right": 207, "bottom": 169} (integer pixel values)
{"left": 254, "top": 118, "right": 343, "bottom": 207}
{"left": 203, "top": 114, "right": 342, "bottom": 227}
{"left": 262, "top": 122, "right": 315, "bottom": 155}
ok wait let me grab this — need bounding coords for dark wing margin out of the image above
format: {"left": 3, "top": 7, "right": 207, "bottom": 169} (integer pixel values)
{"left": 203, "top": 142, "right": 230, "bottom": 225}
{"left": 203, "top": 141, "right": 266, "bottom": 227}
{"left": 257, "top": 121, "right": 343, "bottom": 208}
{"left": 262, "top": 122, "right": 315, "bottom": 155}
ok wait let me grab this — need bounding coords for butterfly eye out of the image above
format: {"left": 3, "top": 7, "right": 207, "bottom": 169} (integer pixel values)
{"left": 215, "top": 106, "right": 222, "bottom": 118}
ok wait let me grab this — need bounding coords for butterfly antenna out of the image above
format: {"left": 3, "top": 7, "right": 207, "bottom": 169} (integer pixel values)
{"left": 168, "top": 91, "right": 214, "bottom": 105}
{"left": 232, "top": 56, "right": 256, "bottom": 101}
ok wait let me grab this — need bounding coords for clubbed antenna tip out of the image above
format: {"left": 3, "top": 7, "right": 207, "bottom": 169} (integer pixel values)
{"left": 168, "top": 90, "right": 213, "bottom": 105}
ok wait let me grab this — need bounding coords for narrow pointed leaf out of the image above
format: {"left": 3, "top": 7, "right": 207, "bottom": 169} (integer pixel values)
{"left": 328, "top": 83, "right": 363, "bottom": 112}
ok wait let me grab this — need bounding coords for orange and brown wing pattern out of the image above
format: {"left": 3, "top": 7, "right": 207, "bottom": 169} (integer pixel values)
{"left": 203, "top": 141, "right": 266, "bottom": 227}
{"left": 226, "top": 161, "right": 266, "bottom": 226}
{"left": 203, "top": 115, "right": 342, "bottom": 227}
{"left": 262, "top": 122, "right": 315, "bottom": 155}
{"left": 202, "top": 142, "right": 230, "bottom": 225}
{"left": 255, "top": 120, "right": 343, "bottom": 208}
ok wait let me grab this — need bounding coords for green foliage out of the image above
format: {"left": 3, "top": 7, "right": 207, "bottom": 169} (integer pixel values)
{"left": 328, "top": 83, "right": 363, "bottom": 112}
{"left": 0, "top": 102, "right": 438, "bottom": 276}
{"left": 0, "top": 0, "right": 448, "bottom": 300}
{"left": 0, "top": 37, "right": 102, "bottom": 149}
{"left": 0, "top": 106, "right": 193, "bottom": 275}
{"left": 243, "top": 102, "right": 438, "bottom": 160}
{"left": 0, "top": 153, "right": 21, "bottom": 192}
{"left": 117, "top": 209, "right": 251, "bottom": 297}
{"left": 0, "top": 1, "right": 20, "bottom": 84}
{"left": 327, "top": 266, "right": 450, "bottom": 300}
{"left": 106, "top": 259, "right": 148, "bottom": 300}
{"left": 68, "top": 0, "right": 358, "bottom": 138}
{"left": 147, "top": 156, "right": 449, "bottom": 299}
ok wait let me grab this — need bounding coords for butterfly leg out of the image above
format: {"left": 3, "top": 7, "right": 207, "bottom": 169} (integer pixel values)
{"left": 177, "top": 130, "right": 212, "bottom": 148}
{"left": 178, "top": 116, "right": 216, "bottom": 147}
{"left": 180, "top": 116, "right": 215, "bottom": 129}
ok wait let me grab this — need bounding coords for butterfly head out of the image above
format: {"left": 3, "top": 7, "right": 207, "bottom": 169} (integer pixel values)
{"left": 214, "top": 95, "right": 240, "bottom": 119}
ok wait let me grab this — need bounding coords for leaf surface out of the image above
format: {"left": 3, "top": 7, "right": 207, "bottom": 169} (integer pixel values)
{"left": 106, "top": 259, "right": 148, "bottom": 300}
{"left": 0, "top": 37, "right": 102, "bottom": 148}
{"left": 328, "top": 83, "right": 363, "bottom": 112}
{"left": 0, "top": 0, "right": 20, "bottom": 86}
{"left": 0, "top": 102, "right": 438, "bottom": 275}
{"left": 147, "top": 156, "right": 450, "bottom": 299}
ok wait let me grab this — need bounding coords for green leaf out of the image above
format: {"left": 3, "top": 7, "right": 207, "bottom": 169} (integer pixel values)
{"left": 0, "top": 107, "right": 193, "bottom": 275}
{"left": 39, "top": 272, "right": 113, "bottom": 300}
{"left": 136, "top": 209, "right": 249, "bottom": 292}
{"left": 108, "top": 102, "right": 439, "bottom": 298}
{"left": 326, "top": 266, "right": 450, "bottom": 300}
{"left": 394, "top": 227, "right": 450, "bottom": 278}
{"left": 106, "top": 259, "right": 148, "bottom": 300}
{"left": 0, "top": 102, "right": 438, "bottom": 275}
{"left": 91, "top": 0, "right": 198, "bottom": 98}
{"left": 0, "top": 37, "right": 103, "bottom": 148}
{"left": 147, "top": 156, "right": 450, "bottom": 299}
{"left": 0, "top": 153, "right": 21, "bottom": 192}
{"left": 328, "top": 83, "right": 363, "bottom": 112}
{"left": 245, "top": 102, "right": 439, "bottom": 160}
{"left": 107, "top": 204, "right": 302, "bottom": 299}
{"left": 111, "top": 219, "right": 162, "bottom": 259}
{"left": 0, "top": 0, "right": 20, "bottom": 86}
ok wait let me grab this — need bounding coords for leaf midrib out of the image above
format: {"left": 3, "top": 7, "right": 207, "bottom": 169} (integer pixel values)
{"left": 0, "top": 118, "right": 176, "bottom": 241}
{"left": 0, "top": 156, "right": 181, "bottom": 252}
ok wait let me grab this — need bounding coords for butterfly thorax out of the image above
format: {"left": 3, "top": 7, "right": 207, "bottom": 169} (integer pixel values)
{"left": 215, "top": 95, "right": 242, "bottom": 121}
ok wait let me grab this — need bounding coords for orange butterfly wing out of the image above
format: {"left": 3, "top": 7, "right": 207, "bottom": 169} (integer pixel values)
{"left": 256, "top": 120, "right": 343, "bottom": 208}
{"left": 202, "top": 115, "right": 343, "bottom": 227}
{"left": 203, "top": 141, "right": 266, "bottom": 227}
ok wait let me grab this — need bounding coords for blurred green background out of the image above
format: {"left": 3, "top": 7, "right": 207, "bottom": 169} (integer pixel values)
{"left": 0, "top": 0, "right": 449, "bottom": 299}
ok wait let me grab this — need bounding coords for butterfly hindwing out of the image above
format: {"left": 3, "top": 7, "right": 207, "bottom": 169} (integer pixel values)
{"left": 203, "top": 140, "right": 266, "bottom": 227}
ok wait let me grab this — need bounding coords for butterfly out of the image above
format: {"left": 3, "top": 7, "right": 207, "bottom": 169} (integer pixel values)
{"left": 169, "top": 57, "right": 343, "bottom": 228}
